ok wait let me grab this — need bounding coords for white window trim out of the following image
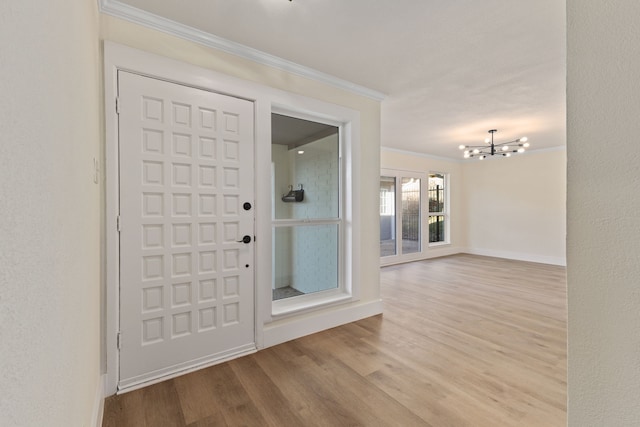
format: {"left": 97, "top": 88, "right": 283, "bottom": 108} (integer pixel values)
{"left": 380, "top": 168, "right": 427, "bottom": 266}
{"left": 380, "top": 188, "right": 395, "bottom": 216}
{"left": 379, "top": 168, "right": 453, "bottom": 267}
{"left": 427, "top": 171, "right": 451, "bottom": 246}
{"left": 269, "top": 105, "right": 359, "bottom": 319}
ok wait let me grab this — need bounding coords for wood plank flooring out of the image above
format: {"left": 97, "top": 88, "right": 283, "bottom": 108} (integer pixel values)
{"left": 103, "top": 254, "right": 567, "bottom": 427}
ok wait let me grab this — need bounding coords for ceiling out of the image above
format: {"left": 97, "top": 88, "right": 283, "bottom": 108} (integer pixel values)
{"left": 272, "top": 114, "right": 337, "bottom": 149}
{"left": 111, "top": 0, "right": 566, "bottom": 160}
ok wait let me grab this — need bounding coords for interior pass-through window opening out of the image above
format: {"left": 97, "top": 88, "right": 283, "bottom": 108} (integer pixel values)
{"left": 271, "top": 113, "right": 341, "bottom": 302}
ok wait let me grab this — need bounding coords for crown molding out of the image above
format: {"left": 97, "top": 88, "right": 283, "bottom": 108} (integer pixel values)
{"left": 381, "top": 146, "right": 464, "bottom": 163}
{"left": 98, "top": 0, "right": 385, "bottom": 101}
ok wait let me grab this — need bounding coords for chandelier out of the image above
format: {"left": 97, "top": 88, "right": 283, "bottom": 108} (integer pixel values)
{"left": 459, "top": 129, "right": 529, "bottom": 160}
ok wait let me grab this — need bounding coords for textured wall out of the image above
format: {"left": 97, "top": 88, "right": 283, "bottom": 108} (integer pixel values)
{"left": 0, "top": 0, "right": 102, "bottom": 426}
{"left": 567, "top": 1, "right": 640, "bottom": 425}
{"left": 380, "top": 148, "right": 566, "bottom": 264}
{"left": 463, "top": 149, "right": 567, "bottom": 265}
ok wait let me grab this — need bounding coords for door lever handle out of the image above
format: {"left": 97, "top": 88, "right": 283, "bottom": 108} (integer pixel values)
{"left": 237, "top": 235, "right": 252, "bottom": 244}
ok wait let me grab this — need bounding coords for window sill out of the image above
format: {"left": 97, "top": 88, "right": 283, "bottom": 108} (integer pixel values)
{"left": 428, "top": 241, "right": 451, "bottom": 248}
{"left": 271, "top": 289, "right": 352, "bottom": 319}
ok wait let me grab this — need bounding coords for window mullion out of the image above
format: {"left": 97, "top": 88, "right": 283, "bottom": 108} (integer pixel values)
{"left": 272, "top": 218, "right": 341, "bottom": 227}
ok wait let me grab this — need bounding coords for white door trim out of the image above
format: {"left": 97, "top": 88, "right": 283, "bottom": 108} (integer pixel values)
{"left": 104, "top": 42, "right": 269, "bottom": 395}
{"left": 379, "top": 168, "right": 428, "bottom": 266}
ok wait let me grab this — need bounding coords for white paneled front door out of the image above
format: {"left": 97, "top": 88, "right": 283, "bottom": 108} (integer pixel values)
{"left": 117, "top": 71, "right": 255, "bottom": 389}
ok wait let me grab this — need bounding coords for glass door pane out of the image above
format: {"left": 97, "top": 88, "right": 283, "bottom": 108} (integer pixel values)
{"left": 379, "top": 176, "right": 396, "bottom": 257}
{"left": 429, "top": 215, "right": 445, "bottom": 243}
{"left": 401, "top": 177, "right": 421, "bottom": 254}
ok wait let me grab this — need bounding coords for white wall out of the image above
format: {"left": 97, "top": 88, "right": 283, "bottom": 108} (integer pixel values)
{"left": 0, "top": 0, "right": 102, "bottom": 426}
{"left": 567, "top": 1, "right": 640, "bottom": 425}
{"left": 463, "top": 149, "right": 567, "bottom": 265}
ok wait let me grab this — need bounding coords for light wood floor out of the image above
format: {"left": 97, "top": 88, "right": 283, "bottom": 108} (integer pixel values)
{"left": 103, "top": 254, "right": 567, "bottom": 427}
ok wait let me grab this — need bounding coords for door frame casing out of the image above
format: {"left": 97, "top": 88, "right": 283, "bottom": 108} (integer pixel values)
{"left": 104, "top": 42, "right": 272, "bottom": 395}
{"left": 379, "top": 168, "right": 428, "bottom": 266}
{"left": 104, "top": 41, "right": 363, "bottom": 395}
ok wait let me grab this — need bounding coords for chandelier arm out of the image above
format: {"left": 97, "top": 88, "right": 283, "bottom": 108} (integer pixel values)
{"left": 464, "top": 140, "right": 520, "bottom": 149}
{"left": 493, "top": 140, "right": 519, "bottom": 147}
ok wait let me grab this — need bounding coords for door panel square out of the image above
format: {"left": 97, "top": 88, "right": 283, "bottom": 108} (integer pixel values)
{"left": 223, "top": 140, "right": 239, "bottom": 161}
{"left": 198, "top": 222, "right": 216, "bottom": 245}
{"left": 223, "top": 195, "right": 238, "bottom": 216}
{"left": 223, "top": 113, "right": 239, "bottom": 134}
{"left": 199, "top": 137, "right": 216, "bottom": 159}
{"left": 223, "top": 167, "right": 239, "bottom": 189}
{"left": 199, "top": 194, "right": 216, "bottom": 216}
{"left": 172, "top": 102, "right": 191, "bottom": 128}
{"left": 142, "top": 255, "right": 164, "bottom": 281}
{"left": 142, "top": 161, "right": 164, "bottom": 185}
{"left": 142, "top": 192, "right": 164, "bottom": 217}
{"left": 198, "top": 307, "right": 216, "bottom": 331}
{"left": 172, "top": 312, "right": 192, "bottom": 338}
{"left": 199, "top": 165, "right": 216, "bottom": 188}
{"left": 173, "top": 133, "right": 192, "bottom": 157}
{"left": 142, "top": 97, "right": 163, "bottom": 122}
{"left": 223, "top": 276, "right": 239, "bottom": 298}
{"left": 172, "top": 282, "right": 191, "bottom": 307}
{"left": 223, "top": 249, "right": 239, "bottom": 271}
{"left": 199, "top": 108, "right": 216, "bottom": 130}
{"left": 142, "top": 286, "right": 163, "bottom": 312}
{"left": 143, "top": 129, "right": 164, "bottom": 154}
{"left": 223, "top": 303, "right": 239, "bottom": 326}
{"left": 142, "top": 224, "right": 164, "bottom": 249}
{"left": 199, "top": 279, "right": 216, "bottom": 302}
{"left": 172, "top": 193, "right": 192, "bottom": 216}
{"left": 222, "top": 222, "right": 238, "bottom": 243}
{"left": 172, "top": 163, "right": 192, "bottom": 187}
{"left": 142, "top": 317, "right": 164, "bottom": 344}
{"left": 172, "top": 253, "right": 192, "bottom": 277}
{"left": 199, "top": 251, "right": 216, "bottom": 273}
{"left": 171, "top": 223, "right": 191, "bottom": 247}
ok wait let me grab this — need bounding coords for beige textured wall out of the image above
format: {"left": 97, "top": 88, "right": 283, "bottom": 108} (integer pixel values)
{"left": 380, "top": 149, "right": 566, "bottom": 264}
{"left": 0, "top": 0, "right": 102, "bottom": 426}
{"left": 567, "top": 1, "right": 640, "bottom": 425}
{"left": 463, "top": 149, "right": 567, "bottom": 265}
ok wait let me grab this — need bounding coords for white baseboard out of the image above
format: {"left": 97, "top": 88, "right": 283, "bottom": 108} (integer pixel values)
{"left": 263, "top": 299, "right": 383, "bottom": 348}
{"left": 91, "top": 374, "right": 106, "bottom": 427}
{"left": 425, "top": 245, "right": 464, "bottom": 258}
{"left": 380, "top": 245, "right": 464, "bottom": 267}
{"left": 464, "top": 248, "right": 567, "bottom": 266}
{"left": 117, "top": 346, "right": 256, "bottom": 394}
